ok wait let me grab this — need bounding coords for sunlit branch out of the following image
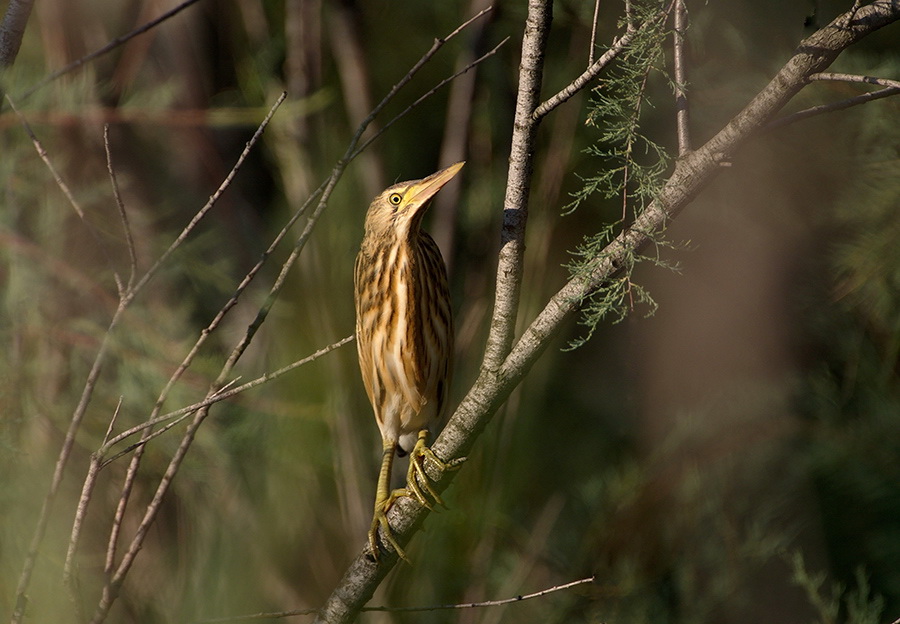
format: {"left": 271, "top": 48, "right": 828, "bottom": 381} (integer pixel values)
{"left": 673, "top": 0, "right": 691, "bottom": 155}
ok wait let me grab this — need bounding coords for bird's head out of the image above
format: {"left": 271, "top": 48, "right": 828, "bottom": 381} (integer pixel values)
{"left": 362, "top": 161, "right": 465, "bottom": 243}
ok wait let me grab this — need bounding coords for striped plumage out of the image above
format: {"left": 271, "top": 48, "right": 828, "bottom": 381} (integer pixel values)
{"left": 354, "top": 161, "right": 464, "bottom": 561}
{"left": 355, "top": 222, "right": 452, "bottom": 453}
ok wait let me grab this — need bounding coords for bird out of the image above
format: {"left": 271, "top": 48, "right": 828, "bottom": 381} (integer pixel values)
{"left": 353, "top": 161, "right": 465, "bottom": 562}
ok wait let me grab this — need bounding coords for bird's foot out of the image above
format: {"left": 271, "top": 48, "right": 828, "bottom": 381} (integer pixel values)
{"left": 368, "top": 487, "right": 412, "bottom": 563}
{"left": 405, "top": 430, "right": 465, "bottom": 510}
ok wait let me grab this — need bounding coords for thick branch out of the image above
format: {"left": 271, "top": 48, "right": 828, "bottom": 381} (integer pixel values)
{"left": 440, "top": 0, "right": 900, "bottom": 458}
{"left": 481, "top": 0, "right": 553, "bottom": 372}
{"left": 315, "top": 2, "right": 900, "bottom": 622}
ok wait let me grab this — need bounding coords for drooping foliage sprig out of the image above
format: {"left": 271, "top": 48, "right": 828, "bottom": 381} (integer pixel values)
{"left": 564, "top": 0, "right": 676, "bottom": 347}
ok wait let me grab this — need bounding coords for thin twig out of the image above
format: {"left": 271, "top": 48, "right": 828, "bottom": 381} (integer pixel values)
{"left": 104, "top": 125, "right": 137, "bottom": 295}
{"left": 83, "top": 93, "right": 289, "bottom": 621}
{"left": 809, "top": 71, "right": 900, "bottom": 89}
{"left": 125, "top": 91, "right": 288, "bottom": 306}
{"left": 673, "top": 0, "right": 691, "bottom": 155}
{"left": 17, "top": 0, "right": 203, "bottom": 100}
{"left": 534, "top": 28, "right": 637, "bottom": 120}
{"left": 365, "top": 576, "right": 595, "bottom": 611}
{"left": 194, "top": 577, "right": 595, "bottom": 622}
{"left": 93, "top": 97, "right": 292, "bottom": 580}
{"left": 7, "top": 91, "right": 136, "bottom": 624}
{"left": 588, "top": 0, "right": 601, "bottom": 66}
{"left": 345, "top": 4, "right": 494, "bottom": 158}
{"left": 98, "top": 336, "right": 354, "bottom": 466}
{"left": 767, "top": 72, "right": 900, "bottom": 129}
{"left": 6, "top": 95, "right": 86, "bottom": 217}
{"left": 768, "top": 86, "right": 900, "bottom": 128}
{"left": 351, "top": 36, "right": 509, "bottom": 160}
{"left": 195, "top": 608, "right": 318, "bottom": 623}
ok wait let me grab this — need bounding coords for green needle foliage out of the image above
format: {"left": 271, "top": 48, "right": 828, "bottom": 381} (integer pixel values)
{"left": 564, "top": 0, "right": 674, "bottom": 347}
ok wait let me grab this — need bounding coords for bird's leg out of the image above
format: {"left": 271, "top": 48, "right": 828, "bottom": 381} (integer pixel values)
{"left": 405, "top": 429, "right": 465, "bottom": 510}
{"left": 369, "top": 438, "right": 411, "bottom": 563}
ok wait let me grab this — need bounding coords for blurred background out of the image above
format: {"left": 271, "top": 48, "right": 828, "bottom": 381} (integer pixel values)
{"left": 1, "top": 0, "right": 898, "bottom": 622}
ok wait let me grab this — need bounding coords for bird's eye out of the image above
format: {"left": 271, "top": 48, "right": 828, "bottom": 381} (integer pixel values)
{"left": 389, "top": 193, "right": 402, "bottom": 206}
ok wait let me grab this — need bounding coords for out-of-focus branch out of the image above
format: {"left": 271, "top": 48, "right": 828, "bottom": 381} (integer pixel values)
{"left": 328, "top": 2, "right": 385, "bottom": 199}
{"left": 16, "top": 0, "right": 202, "bottom": 101}
{"left": 432, "top": 0, "right": 495, "bottom": 271}
{"left": 56, "top": 8, "right": 494, "bottom": 624}
{"left": 103, "top": 125, "right": 136, "bottom": 296}
{"left": 0, "top": 0, "right": 34, "bottom": 68}
{"left": 50, "top": 92, "right": 287, "bottom": 624}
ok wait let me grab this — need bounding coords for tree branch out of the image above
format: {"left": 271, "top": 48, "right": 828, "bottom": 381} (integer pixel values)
{"left": 313, "top": 2, "right": 900, "bottom": 622}
{"left": 532, "top": 6, "right": 670, "bottom": 122}
{"left": 16, "top": 0, "right": 203, "bottom": 101}
{"left": 480, "top": 0, "right": 553, "bottom": 373}
{"left": 768, "top": 84, "right": 900, "bottom": 128}
{"left": 673, "top": 0, "right": 691, "bottom": 154}
{"left": 809, "top": 71, "right": 900, "bottom": 89}
{"left": 50, "top": 7, "right": 495, "bottom": 624}
{"left": 0, "top": 0, "right": 34, "bottom": 68}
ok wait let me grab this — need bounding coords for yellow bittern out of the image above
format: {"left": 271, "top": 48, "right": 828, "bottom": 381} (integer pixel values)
{"left": 354, "top": 161, "right": 464, "bottom": 561}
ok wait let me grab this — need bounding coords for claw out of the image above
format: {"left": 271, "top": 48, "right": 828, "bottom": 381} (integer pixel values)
{"left": 367, "top": 431, "right": 465, "bottom": 564}
{"left": 406, "top": 430, "right": 465, "bottom": 510}
{"left": 368, "top": 490, "right": 411, "bottom": 563}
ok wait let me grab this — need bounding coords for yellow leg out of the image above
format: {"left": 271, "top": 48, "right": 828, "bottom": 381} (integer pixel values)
{"left": 405, "top": 430, "right": 465, "bottom": 510}
{"left": 369, "top": 439, "right": 411, "bottom": 563}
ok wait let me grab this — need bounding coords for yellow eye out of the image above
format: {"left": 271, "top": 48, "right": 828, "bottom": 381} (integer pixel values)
{"left": 389, "top": 193, "right": 402, "bottom": 206}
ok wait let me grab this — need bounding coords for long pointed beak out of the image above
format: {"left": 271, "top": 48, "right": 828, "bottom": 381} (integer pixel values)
{"left": 405, "top": 161, "right": 465, "bottom": 209}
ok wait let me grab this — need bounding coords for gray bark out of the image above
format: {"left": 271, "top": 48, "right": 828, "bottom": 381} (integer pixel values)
{"left": 314, "top": 2, "right": 900, "bottom": 622}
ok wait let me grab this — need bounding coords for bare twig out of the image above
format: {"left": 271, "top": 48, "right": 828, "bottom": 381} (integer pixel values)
{"left": 364, "top": 575, "right": 595, "bottom": 611}
{"left": 6, "top": 95, "right": 86, "bottom": 218}
{"left": 8, "top": 91, "right": 138, "bottom": 624}
{"left": 351, "top": 36, "right": 509, "bottom": 160}
{"left": 12, "top": 303, "right": 127, "bottom": 624}
{"left": 534, "top": 31, "right": 632, "bottom": 121}
{"left": 97, "top": 336, "right": 355, "bottom": 467}
{"left": 768, "top": 85, "right": 900, "bottom": 128}
{"left": 17, "top": 0, "right": 203, "bottom": 100}
{"left": 195, "top": 576, "right": 595, "bottom": 622}
{"left": 81, "top": 93, "right": 289, "bottom": 623}
{"left": 534, "top": 4, "right": 677, "bottom": 123}
{"left": 344, "top": 4, "right": 493, "bottom": 161}
{"left": 432, "top": 0, "right": 495, "bottom": 270}
{"left": 104, "top": 125, "right": 137, "bottom": 295}
{"left": 125, "top": 91, "right": 287, "bottom": 306}
{"left": 809, "top": 72, "right": 900, "bottom": 89}
{"left": 195, "top": 608, "right": 318, "bottom": 623}
{"left": 768, "top": 72, "right": 900, "bottom": 129}
{"left": 673, "top": 0, "right": 691, "bottom": 155}
{"left": 588, "top": 0, "right": 601, "bottom": 65}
